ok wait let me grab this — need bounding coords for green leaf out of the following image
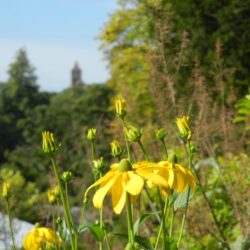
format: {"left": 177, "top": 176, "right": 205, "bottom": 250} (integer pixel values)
{"left": 135, "top": 235, "right": 153, "bottom": 250}
{"left": 166, "top": 237, "right": 178, "bottom": 250}
{"left": 133, "top": 211, "right": 160, "bottom": 233}
{"left": 78, "top": 224, "right": 105, "bottom": 242}
{"left": 174, "top": 187, "right": 192, "bottom": 211}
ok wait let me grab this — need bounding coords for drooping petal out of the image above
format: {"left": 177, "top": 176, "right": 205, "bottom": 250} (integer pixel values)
{"left": 84, "top": 171, "right": 116, "bottom": 198}
{"left": 111, "top": 174, "right": 126, "bottom": 214}
{"left": 125, "top": 171, "right": 144, "bottom": 196}
{"left": 93, "top": 173, "right": 120, "bottom": 208}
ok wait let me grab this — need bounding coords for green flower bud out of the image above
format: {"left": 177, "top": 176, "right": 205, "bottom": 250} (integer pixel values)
{"left": 124, "top": 125, "right": 142, "bottom": 142}
{"left": 168, "top": 152, "right": 178, "bottom": 164}
{"left": 2, "top": 182, "right": 11, "bottom": 200}
{"left": 86, "top": 128, "right": 96, "bottom": 142}
{"left": 53, "top": 186, "right": 60, "bottom": 198}
{"left": 62, "top": 171, "right": 73, "bottom": 183}
{"left": 115, "top": 98, "right": 127, "bottom": 118}
{"left": 47, "top": 189, "right": 57, "bottom": 205}
{"left": 42, "top": 131, "right": 59, "bottom": 154}
{"left": 155, "top": 128, "right": 167, "bottom": 140}
{"left": 118, "top": 159, "right": 133, "bottom": 172}
{"left": 176, "top": 116, "right": 192, "bottom": 140}
{"left": 35, "top": 223, "right": 40, "bottom": 229}
{"left": 110, "top": 140, "right": 123, "bottom": 158}
{"left": 93, "top": 157, "right": 105, "bottom": 172}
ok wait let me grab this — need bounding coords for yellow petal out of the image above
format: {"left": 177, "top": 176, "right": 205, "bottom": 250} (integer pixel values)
{"left": 125, "top": 171, "right": 144, "bottom": 196}
{"left": 84, "top": 171, "right": 115, "bottom": 198}
{"left": 111, "top": 174, "right": 126, "bottom": 214}
{"left": 137, "top": 169, "right": 168, "bottom": 187}
{"left": 93, "top": 173, "right": 120, "bottom": 208}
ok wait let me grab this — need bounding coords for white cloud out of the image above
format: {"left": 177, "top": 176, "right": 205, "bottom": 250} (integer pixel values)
{"left": 0, "top": 38, "right": 109, "bottom": 92}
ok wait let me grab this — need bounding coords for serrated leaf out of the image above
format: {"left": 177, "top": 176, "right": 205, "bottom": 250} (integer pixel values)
{"left": 78, "top": 224, "right": 105, "bottom": 242}
{"left": 135, "top": 235, "right": 153, "bottom": 250}
{"left": 133, "top": 211, "right": 160, "bottom": 233}
{"left": 174, "top": 187, "right": 192, "bottom": 211}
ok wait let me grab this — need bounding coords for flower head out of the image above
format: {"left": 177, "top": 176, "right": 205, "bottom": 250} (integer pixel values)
{"left": 2, "top": 182, "right": 11, "bottom": 200}
{"left": 86, "top": 128, "right": 96, "bottom": 142}
{"left": 47, "top": 190, "right": 57, "bottom": 205}
{"left": 176, "top": 116, "right": 192, "bottom": 140}
{"left": 124, "top": 125, "right": 142, "bottom": 142}
{"left": 42, "top": 131, "right": 58, "bottom": 154}
{"left": 115, "top": 98, "right": 127, "bottom": 118}
{"left": 85, "top": 159, "right": 169, "bottom": 214}
{"left": 155, "top": 128, "right": 167, "bottom": 141}
{"left": 23, "top": 227, "right": 61, "bottom": 250}
{"left": 110, "top": 140, "right": 123, "bottom": 158}
{"left": 62, "top": 171, "right": 73, "bottom": 183}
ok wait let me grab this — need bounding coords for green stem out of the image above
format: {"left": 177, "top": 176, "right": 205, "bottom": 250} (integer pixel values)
{"left": 177, "top": 140, "right": 192, "bottom": 247}
{"left": 51, "top": 157, "right": 75, "bottom": 250}
{"left": 121, "top": 119, "right": 132, "bottom": 161}
{"left": 126, "top": 193, "right": 135, "bottom": 245}
{"left": 161, "top": 139, "right": 168, "bottom": 159}
{"left": 169, "top": 207, "right": 175, "bottom": 237}
{"left": 157, "top": 188, "right": 167, "bottom": 250}
{"left": 6, "top": 200, "right": 16, "bottom": 250}
{"left": 91, "top": 142, "right": 95, "bottom": 162}
{"left": 52, "top": 205, "right": 59, "bottom": 250}
{"left": 138, "top": 140, "right": 149, "bottom": 161}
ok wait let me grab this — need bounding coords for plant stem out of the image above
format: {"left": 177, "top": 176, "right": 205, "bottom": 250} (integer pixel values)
{"left": 91, "top": 141, "right": 95, "bottom": 162}
{"left": 161, "top": 139, "right": 168, "bottom": 159}
{"left": 6, "top": 200, "right": 16, "bottom": 250}
{"left": 138, "top": 140, "right": 149, "bottom": 161}
{"left": 169, "top": 207, "right": 175, "bottom": 237}
{"left": 126, "top": 193, "right": 135, "bottom": 245}
{"left": 51, "top": 157, "right": 75, "bottom": 250}
{"left": 122, "top": 119, "right": 132, "bottom": 161}
{"left": 177, "top": 140, "right": 192, "bottom": 247}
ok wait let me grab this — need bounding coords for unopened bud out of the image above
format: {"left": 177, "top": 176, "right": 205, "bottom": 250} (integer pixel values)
{"left": 47, "top": 189, "right": 57, "bottom": 205}
{"left": 176, "top": 116, "right": 192, "bottom": 140}
{"left": 155, "top": 128, "right": 167, "bottom": 140}
{"left": 86, "top": 128, "right": 96, "bottom": 142}
{"left": 110, "top": 140, "right": 123, "bottom": 158}
{"left": 62, "top": 171, "right": 72, "bottom": 183}
{"left": 115, "top": 98, "right": 127, "bottom": 118}
{"left": 42, "top": 131, "right": 59, "bottom": 154}
{"left": 124, "top": 125, "right": 142, "bottom": 142}
{"left": 2, "top": 182, "right": 11, "bottom": 200}
{"left": 93, "top": 157, "right": 105, "bottom": 172}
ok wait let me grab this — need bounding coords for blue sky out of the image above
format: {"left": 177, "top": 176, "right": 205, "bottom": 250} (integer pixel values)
{"left": 0, "top": 0, "right": 118, "bottom": 92}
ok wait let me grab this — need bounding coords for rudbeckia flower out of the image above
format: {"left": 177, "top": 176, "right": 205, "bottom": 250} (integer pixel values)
{"left": 157, "top": 161, "right": 196, "bottom": 193}
{"left": 23, "top": 227, "right": 61, "bottom": 250}
{"left": 84, "top": 159, "right": 169, "bottom": 214}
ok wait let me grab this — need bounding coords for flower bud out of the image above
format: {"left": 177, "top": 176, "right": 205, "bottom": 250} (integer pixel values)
{"left": 47, "top": 189, "right": 57, "bottom": 205}
{"left": 93, "top": 157, "right": 105, "bottom": 172}
{"left": 42, "top": 131, "right": 58, "bottom": 154}
{"left": 118, "top": 159, "right": 133, "bottom": 172}
{"left": 124, "top": 125, "right": 142, "bottom": 142}
{"left": 62, "top": 171, "right": 73, "bottom": 183}
{"left": 155, "top": 128, "right": 167, "bottom": 140}
{"left": 115, "top": 98, "right": 127, "bottom": 118}
{"left": 110, "top": 140, "right": 123, "bottom": 158}
{"left": 86, "top": 128, "right": 96, "bottom": 142}
{"left": 176, "top": 116, "right": 192, "bottom": 140}
{"left": 168, "top": 152, "right": 178, "bottom": 164}
{"left": 53, "top": 186, "right": 60, "bottom": 198}
{"left": 2, "top": 182, "right": 11, "bottom": 200}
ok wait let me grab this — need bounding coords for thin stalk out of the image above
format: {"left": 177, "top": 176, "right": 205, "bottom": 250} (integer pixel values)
{"left": 6, "top": 201, "right": 16, "bottom": 250}
{"left": 177, "top": 140, "right": 192, "bottom": 247}
{"left": 126, "top": 193, "right": 135, "bottom": 245}
{"left": 51, "top": 157, "right": 75, "bottom": 250}
{"left": 161, "top": 139, "right": 168, "bottom": 159}
{"left": 91, "top": 142, "right": 95, "bottom": 162}
{"left": 157, "top": 188, "right": 167, "bottom": 250}
{"left": 52, "top": 205, "right": 59, "bottom": 250}
{"left": 169, "top": 207, "right": 175, "bottom": 237}
{"left": 138, "top": 140, "right": 149, "bottom": 161}
{"left": 121, "top": 119, "right": 132, "bottom": 161}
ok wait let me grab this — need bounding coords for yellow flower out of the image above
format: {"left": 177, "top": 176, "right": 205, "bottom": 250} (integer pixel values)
{"left": 23, "top": 227, "right": 61, "bottom": 250}
{"left": 158, "top": 161, "right": 196, "bottom": 193}
{"left": 47, "top": 190, "right": 57, "bottom": 205}
{"left": 2, "top": 182, "right": 11, "bottom": 200}
{"left": 115, "top": 98, "right": 127, "bottom": 118}
{"left": 176, "top": 116, "right": 192, "bottom": 140}
{"left": 85, "top": 159, "right": 169, "bottom": 214}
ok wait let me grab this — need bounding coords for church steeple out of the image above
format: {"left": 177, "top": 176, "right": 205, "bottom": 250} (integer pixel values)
{"left": 71, "top": 62, "right": 83, "bottom": 87}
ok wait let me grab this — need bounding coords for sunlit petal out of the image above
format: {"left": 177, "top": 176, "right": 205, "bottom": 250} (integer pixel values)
{"left": 125, "top": 171, "right": 144, "bottom": 196}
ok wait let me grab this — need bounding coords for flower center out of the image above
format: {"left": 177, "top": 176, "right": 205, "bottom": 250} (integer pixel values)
{"left": 118, "top": 159, "right": 133, "bottom": 172}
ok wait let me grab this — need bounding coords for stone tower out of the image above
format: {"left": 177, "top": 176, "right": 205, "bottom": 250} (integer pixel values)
{"left": 71, "top": 62, "right": 82, "bottom": 87}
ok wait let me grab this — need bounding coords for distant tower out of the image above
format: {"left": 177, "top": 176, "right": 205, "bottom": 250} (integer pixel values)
{"left": 71, "top": 62, "right": 82, "bottom": 87}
